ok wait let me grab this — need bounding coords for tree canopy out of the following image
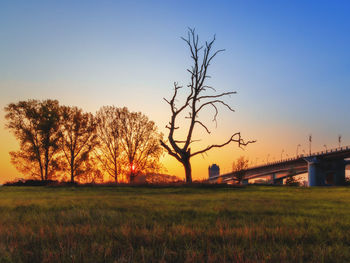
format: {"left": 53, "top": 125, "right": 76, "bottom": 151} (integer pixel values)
{"left": 5, "top": 100, "right": 164, "bottom": 183}
{"left": 5, "top": 99, "right": 62, "bottom": 180}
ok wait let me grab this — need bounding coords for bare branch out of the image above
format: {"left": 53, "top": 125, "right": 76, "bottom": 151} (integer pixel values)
{"left": 207, "top": 49, "right": 225, "bottom": 65}
{"left": 196, "top": 100, "right": 235, "bottom": 116}
{"left": 160, "top": 140, "right": 181, "bottom": 162}
{"left": 195, "top": 120, "right": 211, "bottom": 134}
{"left": 198, "top": 91, "right": 236, "bottom": 101}
{"left": 191, "top": 133, "right": 256, "bottom": 157}
{"left": 163, "top": 98, "right": 171, "bottom": 105}
{"left": 202, "top": 85, "right": 216, "bottom": 92}
{"left": 174, "top": 139, "right": 201, "bottom": 144}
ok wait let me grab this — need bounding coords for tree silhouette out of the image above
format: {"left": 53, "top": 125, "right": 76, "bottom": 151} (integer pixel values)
{"left": 95, "top": 106, "right": 123, "bottom": 183}
{"left": 59, "top": 106, "right": 97, "bottom": 183}
{"left": 285, "top": 169, "right": 300, "bottom": 186}
{"left": 161, "top": 28, "right": 255, "bottom": 183}
{"left": 74, "top": 157, "right": 104, "bottom": 184}
{"left": 4, "top": 100, "right": 61, "bottom": 180}
{"left": 232, "top": 156, "right": 249, "bottom": 184}
{"left": 119, "top": 107, "right": 164, "bottom": 183}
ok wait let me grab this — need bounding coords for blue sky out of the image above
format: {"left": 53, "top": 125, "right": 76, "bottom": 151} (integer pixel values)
{"left": 1, "top": 0, "right": 350, "bottom": 181}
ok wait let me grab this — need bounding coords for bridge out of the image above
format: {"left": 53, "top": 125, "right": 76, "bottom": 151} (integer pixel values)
{"left": 208, "top": 146, "right": 350, "bottom": 186}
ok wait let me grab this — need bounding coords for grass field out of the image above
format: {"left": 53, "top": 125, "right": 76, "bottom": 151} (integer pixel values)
{"left": 0, "top": 186, "right": 349, "bottom": 263}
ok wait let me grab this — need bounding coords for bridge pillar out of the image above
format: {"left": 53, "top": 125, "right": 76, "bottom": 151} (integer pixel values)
{"left": 333, "top": 160, "right": 345, "bottom": 186}
{"left": 242, "top": 179, "right": 249, "bottom": 185}
{"left": 305, "top": 157, "right": 346, "bottom": 186}
{"left": 304, "top": 157, "right": 325, "bottom": 186}
{"left": 269, "top": 173, "right": 278, "bottom": 184}
{"left": 274, "top": 175, "right": 283, "bottom": 185}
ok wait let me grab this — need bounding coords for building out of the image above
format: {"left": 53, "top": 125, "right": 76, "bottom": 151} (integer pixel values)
{"left": 208, "top": 164, "right": 220, "bottom": 179}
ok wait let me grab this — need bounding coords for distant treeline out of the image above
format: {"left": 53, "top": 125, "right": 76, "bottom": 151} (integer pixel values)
{"left": 4, "top": 99, "right": 176, "bottom": 184}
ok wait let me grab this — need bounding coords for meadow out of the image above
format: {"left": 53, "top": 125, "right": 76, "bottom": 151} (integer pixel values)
{"left": 0, "top": 185, "right": 349, "bottom": 263}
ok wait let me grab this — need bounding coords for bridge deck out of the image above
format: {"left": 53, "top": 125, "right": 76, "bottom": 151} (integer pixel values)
{"left": 209, "top": 146, "right": 350, "bottom": 182}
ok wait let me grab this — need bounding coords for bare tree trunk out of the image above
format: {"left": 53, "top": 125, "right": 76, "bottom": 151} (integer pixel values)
{"left": 38, "top": 157, "right": 44, "bottom": 181}
{"left": 44, "top": 160, "right": 49, "bottom": 181}
{"left": 44, "top": 143, "right": 50, "bottom": 181}
{"left": 70, "top": 155, "right": 75, "bottom": 183}
{"left": 114, "top": 169, "right": 118, "bottom": 184}
{"left": 40, "top": 165, "right": 44, "bottom": 181}
{"left": 183, "top": 158, "right": 192, "bottom": 183}
{"left": 114, "top": 160, "right": 118, "bottom": 183}
{"left": 44, "top": 135, "right": 50, "bottom": 180}
{"left": 129, "top": 173, "right": 135, "bottom": 184}
{"left": 70, "top": 168, "right": 74, "bottom": 183}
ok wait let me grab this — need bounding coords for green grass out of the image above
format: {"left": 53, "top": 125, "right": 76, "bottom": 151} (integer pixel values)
{"left": 0, "top": 186, "right": 349, "bottom": 263}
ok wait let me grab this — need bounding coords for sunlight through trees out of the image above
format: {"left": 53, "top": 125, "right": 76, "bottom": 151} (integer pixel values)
{"left": 4, "top": 100, "right": 164, "bottom": 183}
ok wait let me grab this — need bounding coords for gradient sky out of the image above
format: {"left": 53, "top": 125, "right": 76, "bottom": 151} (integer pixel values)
{"left": 1, "top": 0, "right": 350, "bottom": 183}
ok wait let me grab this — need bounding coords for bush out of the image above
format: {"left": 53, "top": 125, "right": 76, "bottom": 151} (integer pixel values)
{"left": 285, "top": 175, "right": 300, "bottom": 186}
{"left": 3, "top": 179, "right": 74, "bottom": 186}
{"left": 344, "top": 177, "right": 350, "bottom": 186}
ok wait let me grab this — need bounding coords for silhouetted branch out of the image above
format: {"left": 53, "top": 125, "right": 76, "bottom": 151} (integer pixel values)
{"left": 160, "top": 140, "right": 181, "bottom": 162}
{"left": 198, "top": 91, "right": 236, "bottom": 101}
{"left": 161, "top": 28, "right": 255, "bottom": 183}
{"left": 195, "top": 120, "right": 211, "bottom": 134}
{"left": 191, "top": 133, "right": 256, "bottom": 157}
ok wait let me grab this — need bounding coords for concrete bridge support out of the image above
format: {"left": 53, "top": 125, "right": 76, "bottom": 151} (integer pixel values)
{"left": 306, "top": 158, "right": 325, "bottom": 186}
{"left": 305, "top": 157, "right": 346, "bottom": 186}
{"left": 270, "top": 173, "right": 283, "bottom": 184}
{"left": 268, "top": 173, "right": 276, "bottom": 184}
{"left": 332, "top": 160, "right": 346, "bottom": 185}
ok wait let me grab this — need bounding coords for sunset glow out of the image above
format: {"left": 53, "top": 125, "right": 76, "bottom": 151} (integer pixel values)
{"left": 1, "top": 1, "right": 350, "bottom": 184}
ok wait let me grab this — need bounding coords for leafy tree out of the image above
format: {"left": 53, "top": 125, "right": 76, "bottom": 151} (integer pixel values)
{"left": 232, "top": 156, "right": 249, "bottom": 183}
{"left": 95, "top": 106, "right": 123, "bottom": 183}
{"left": 285, "top": 169, "right": 300, "bottom": 186}
{"left": 161, "top": 28, "right": 255, "bottom": 183}
{"left": 74, "top": 156, "right": 104, "bottom": 184}
{"left": 4, "top": 99, "right": 61, "bottom": 180}
{"left": 59, "top": 106, "right": 98, "bottom": 183}
{"left": 119, "top": 107, "right": 164, "bottom": 182}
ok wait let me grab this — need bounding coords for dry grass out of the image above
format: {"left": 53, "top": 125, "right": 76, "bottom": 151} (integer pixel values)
{"left": 0, "top": 186, "right": 349, "bottom": 262}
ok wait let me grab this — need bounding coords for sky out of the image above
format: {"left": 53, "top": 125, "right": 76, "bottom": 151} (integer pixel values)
{"left": 1, "top": 0, "right": 350, "bottom": 183}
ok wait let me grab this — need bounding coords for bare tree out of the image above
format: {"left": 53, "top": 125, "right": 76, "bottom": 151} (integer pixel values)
{"left": 232, "top": 156, "right": 249, "bottom": 184}
{"left": 59, "top": 106, "right": 97, "bottom": 183}
{"left": 161, "top": 28, "right": 255, "bottom": 183}
{"left": 95, "top": 106, "right": 123, "bottom": 183}
{"left": 4, "top": 99, "right": 61, "bottom": 180}
{"left": 119, "top": 107, "right": 164, "bottom": 183}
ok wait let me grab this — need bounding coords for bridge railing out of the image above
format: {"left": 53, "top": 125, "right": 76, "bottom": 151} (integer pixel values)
{"left": 209, "top": 146, "right": 350, "bottom": 183}
{"left": 246, "top": 145, "right": 350, "bottom": 170}
{"left": 208, "top": 145, "right": 350, "bottom": 181}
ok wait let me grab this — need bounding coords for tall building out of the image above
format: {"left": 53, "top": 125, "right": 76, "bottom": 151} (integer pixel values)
{"left": 208, "top": 164, "right": 220, "bottom": 179}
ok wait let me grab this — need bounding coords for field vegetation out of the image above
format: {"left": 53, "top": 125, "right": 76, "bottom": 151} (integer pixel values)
{"left": 0, "top": 186, "right": 349, "bottom": 263}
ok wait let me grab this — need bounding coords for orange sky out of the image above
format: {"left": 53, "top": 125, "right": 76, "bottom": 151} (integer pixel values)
{"left": 1, "top": 102, "right": 348, "bottom": 184}
{"left": 0, "top": 101, "right": 282, "bottom": 183}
